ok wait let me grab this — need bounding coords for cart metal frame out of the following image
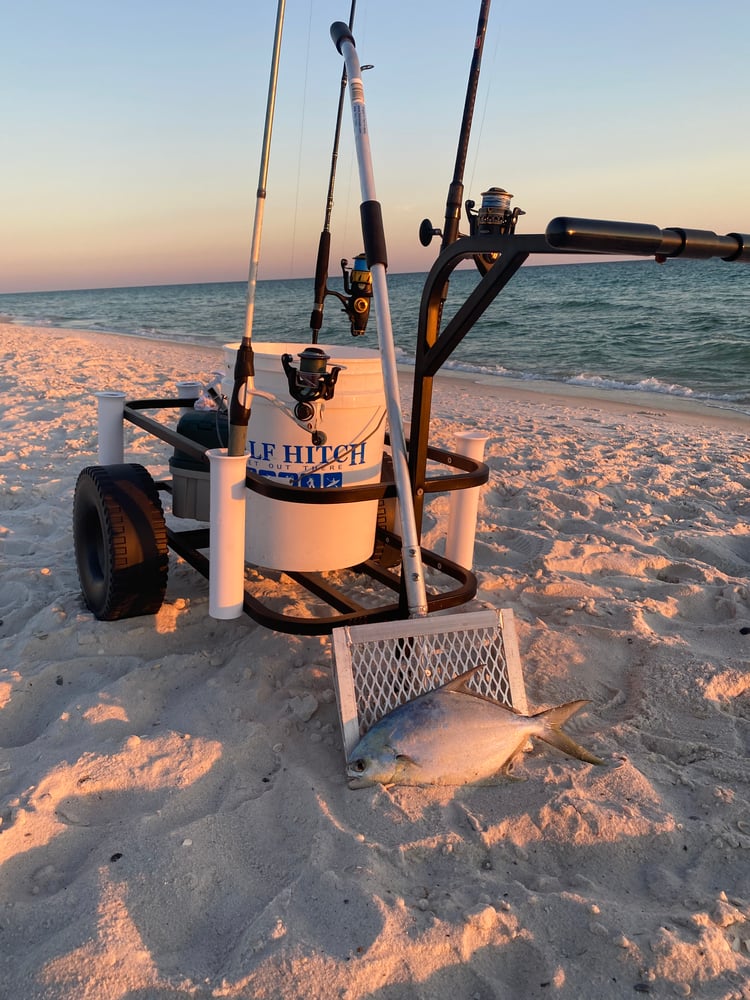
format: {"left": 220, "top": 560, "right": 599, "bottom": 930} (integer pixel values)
{"left": 119, "top": 217, "right": 749, "bottom": 634}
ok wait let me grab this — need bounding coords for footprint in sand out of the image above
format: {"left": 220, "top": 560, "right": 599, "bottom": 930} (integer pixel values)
{"left": 474, "top": 528, "right": 549, "bottom": 569}
{"left": 665, "top": 532, "right": 750, "bottom": 578}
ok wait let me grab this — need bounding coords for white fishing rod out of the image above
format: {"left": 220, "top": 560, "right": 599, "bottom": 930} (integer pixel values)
{"left": 208, "top": 0, "right": 285, "bottom": 621}
{"left": 331, "top": 21, "right": 428, "bottom": 617}
{"left": 228, "top": 0, "right": 286, "bottom": 457}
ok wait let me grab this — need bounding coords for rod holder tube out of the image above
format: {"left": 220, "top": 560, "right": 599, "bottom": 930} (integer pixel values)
{"left": 445, "top": 430, "right": 490, "bottom": 570}
{"left": 95, "top": 391, "right": 126, "bottom": 465}
{"left": 546, "top": 217, "right": 750, "bottom": 263}
{"left": 659, "top": 227, "right": 740, "bottom": 260}
{"left": 176, "top": 380, "right": 203, "bottom": 414}
{"left": 546, "top": 218, "right": 665, "bottom": 256}
{"left": 724, "top": 233, "right": 750, "bottom": 262}
{"left": 207, "top": 449, "right": 248, "bottom": 620}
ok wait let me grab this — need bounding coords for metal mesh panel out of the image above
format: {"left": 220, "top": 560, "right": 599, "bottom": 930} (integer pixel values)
{"left": 331, "top": 609, "right": 527, "bottom": 757}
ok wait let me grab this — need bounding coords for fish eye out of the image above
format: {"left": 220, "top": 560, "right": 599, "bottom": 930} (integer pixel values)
{"left": 350, "top": 759, "right": 367, "bottom": 773}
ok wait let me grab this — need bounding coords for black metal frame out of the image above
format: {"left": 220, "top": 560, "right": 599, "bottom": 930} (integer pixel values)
{"left": 123, "top": 397, "right": 487, "bottom": 635}
{"left": 409, "top": 218, "right": 749, "bottom": 527}
{"left": 122, "top": 216, "right": 748, "bottom": 635}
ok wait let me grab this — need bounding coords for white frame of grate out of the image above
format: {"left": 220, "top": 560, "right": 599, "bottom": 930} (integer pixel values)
{"left": 331, "top": 608, "right": 527, "bottom": 758}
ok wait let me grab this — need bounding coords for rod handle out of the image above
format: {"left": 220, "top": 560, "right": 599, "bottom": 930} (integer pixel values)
{"left": 361, "top": 201, "right": 387, "bottom": 269}
{"left": 310, "top": 229, "right": 331, "bottom": 334}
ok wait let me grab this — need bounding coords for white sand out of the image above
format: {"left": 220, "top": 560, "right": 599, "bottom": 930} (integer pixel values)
{"left": 1, "top": 322, "right": 749, "bottom": 999}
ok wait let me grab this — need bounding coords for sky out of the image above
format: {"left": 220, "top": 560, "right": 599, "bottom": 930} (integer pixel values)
{"left": 2, "top": 0, "right": 749, "bottom": 293}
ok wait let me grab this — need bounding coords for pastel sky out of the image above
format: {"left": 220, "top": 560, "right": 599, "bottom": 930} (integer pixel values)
{"left": 3, "top": 0, "right": 749, "bottom": 293}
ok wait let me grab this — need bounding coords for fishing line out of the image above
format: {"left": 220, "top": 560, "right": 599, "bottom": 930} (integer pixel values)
{"left": 228, "top": 0, "right": 286, "bottom": 456}
{"left": 467, "top": 16, "right": 502, "bottom": 200}
{"left": 287, "top": 0, "right": 315, "bottom": 277}
{"left": 339, "top": 148, "right": 358, "bottom": 263}
{"left": 226, "top": 378, "right": 386, "bottom": 477}
{"left": 340, "top": 8, "right": 369, "bottom": 262}
{"left": 302, "top": 407, "right": 387, "bottom": 476}
{"left": 309, "top": 0, "right": 377, "bottom": 342}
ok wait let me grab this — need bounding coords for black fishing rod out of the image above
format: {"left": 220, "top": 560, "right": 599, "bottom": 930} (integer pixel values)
{"left": 309, "top": 3, "right": 350, "bottom": 342}
{"left": 309, "top": 0, "right": 373, "bottom": 342}
{"left": 419, "top": 0, "right": 491, "bottom": 255}
{"left": 441, "top": 0, "right": 491, "bottom": 250}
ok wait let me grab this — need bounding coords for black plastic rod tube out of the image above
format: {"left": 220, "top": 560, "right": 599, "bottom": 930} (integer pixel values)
{"left": 546, "top": 217, "right": 750, "bottom": 262}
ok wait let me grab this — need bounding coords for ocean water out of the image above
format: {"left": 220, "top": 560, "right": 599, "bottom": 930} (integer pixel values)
{"left": 1, "top": 258, "right": 749, "bottom": 412}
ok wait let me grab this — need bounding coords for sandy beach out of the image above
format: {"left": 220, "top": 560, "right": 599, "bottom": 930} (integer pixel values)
{"left": 1, "top": 321, "right": 749, "bottom": 999}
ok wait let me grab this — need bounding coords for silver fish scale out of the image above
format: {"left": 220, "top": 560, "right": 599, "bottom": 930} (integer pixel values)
{"left": 351, "top": 627, "right": 509, "bottom": 733}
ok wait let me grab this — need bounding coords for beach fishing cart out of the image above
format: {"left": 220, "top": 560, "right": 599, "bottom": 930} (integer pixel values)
{"left": 72, "top": 2, "right": 750, "bottom": 637}
{"left": 73, "top": 216, "right": 750, "bottom": 627}
{"left": 72, "top": 0, "right": 750, "bottom": 748}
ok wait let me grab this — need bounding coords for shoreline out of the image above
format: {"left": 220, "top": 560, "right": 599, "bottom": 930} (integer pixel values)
{"left": 4, "top": 321, "right": 749, "bottom": 432}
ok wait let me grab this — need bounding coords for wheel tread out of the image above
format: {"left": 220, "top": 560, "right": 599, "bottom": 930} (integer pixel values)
{"left": 73, "top": 463, "right": 168, "bottom": 620}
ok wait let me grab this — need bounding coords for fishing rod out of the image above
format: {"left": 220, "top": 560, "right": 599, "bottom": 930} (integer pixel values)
{"left": 419, "top": 0, "right": 492, "bottom": 255}
{"left": 228, "top": 0, "right": 286, "bottom": 457}
{"left": 309, "top": 0, "right": 373, "bottom": 342}
{"left": 331, "top": 20, "right": 429, "bottom": 618}
{"left": 440, "top": 0, "right": 490, "bottom": 251}
{"left": 419, "top": 0, "right": 525, "bottom": 273}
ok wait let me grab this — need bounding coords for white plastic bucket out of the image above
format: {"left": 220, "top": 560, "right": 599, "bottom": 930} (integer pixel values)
{"left": 223, "top": 342, "right": 386, "bottom": 571}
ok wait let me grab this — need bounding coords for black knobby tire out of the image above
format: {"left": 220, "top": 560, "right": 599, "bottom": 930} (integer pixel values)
{"left": 73, "top": 463, "right": 168, "bottom": 620}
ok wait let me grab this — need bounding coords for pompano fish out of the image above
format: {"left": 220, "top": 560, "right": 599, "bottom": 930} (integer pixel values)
{"left": 346, "top": 669, "right": 603, "bottom": 788}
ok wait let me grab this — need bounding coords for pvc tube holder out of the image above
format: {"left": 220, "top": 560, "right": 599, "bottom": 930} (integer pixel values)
{"left": 95, "top": 391, "right": 127, "bottom": 465}
{"left": 176, "top": 380, "right": 203, "bottom": 413}
{"left": 207, "top": 448, "right": 248, "bottom": 620}
{"left": 445, "top": 430, "right": 490, "bottom": 570}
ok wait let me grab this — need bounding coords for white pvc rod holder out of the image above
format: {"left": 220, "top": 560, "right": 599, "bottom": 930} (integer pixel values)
{"left": 176, "top": 380, "right": 203, "bottom": 414}
{"left": 207, "top": 449, "right": 248, "bottom": 620}
{"left": 95, "top": 391, "right": 127, "bottom": 465}
{"left": 445, "top": 430, "right": 490, "bottom": 571}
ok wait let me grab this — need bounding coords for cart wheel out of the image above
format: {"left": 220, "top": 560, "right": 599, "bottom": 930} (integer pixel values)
{"left": 73, "top": 463, "right": 168, "bottom": 620}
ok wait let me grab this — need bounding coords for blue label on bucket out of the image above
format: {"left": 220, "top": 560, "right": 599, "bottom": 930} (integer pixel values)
{"left": 254, "top": 469, "right": 344, "bottom": 488}
{"left": 246, "top": 434, "right": 369, "bottom": 493}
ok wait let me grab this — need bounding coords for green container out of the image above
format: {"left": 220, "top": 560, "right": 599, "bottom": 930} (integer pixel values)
{"left": 169, "top": 410, "right": 230, "bottom": 519}
{"left": 170, "top": 410, "right": 229, "bottom": 471}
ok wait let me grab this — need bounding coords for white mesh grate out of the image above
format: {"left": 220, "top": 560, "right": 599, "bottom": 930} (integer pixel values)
{"left": 331, "top": 609, "right": 527, "bottom": 757}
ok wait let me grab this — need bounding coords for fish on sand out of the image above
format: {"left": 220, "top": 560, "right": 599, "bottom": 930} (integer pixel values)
{"left": 346, "top": 669, "right": 603, "bottom": 788}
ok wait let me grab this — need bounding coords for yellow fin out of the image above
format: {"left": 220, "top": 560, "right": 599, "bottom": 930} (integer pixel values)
{"left": 534, "top": 700, "right": 604, "bottom": 766}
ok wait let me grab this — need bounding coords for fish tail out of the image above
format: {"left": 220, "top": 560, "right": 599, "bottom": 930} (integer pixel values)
{"left": 532, "top": 700, "right": 604, "bottom": 766}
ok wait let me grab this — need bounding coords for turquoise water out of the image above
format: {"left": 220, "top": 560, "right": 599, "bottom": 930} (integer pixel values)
{"left": 1, "top": 259, "right": 748, "bottom": 409}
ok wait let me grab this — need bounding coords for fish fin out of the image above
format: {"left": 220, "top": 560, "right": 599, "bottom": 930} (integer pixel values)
{"left": 534, "top": 700, "right": 604, "bottom": 766}
{"left": 500, "top": 757, "right": 527, "bottom": 782}
{"left": 393, "top": 753, "right": 420, "bottom": 783}
{"left": 442, "top": 667, "right": 482, "bottom": 694}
